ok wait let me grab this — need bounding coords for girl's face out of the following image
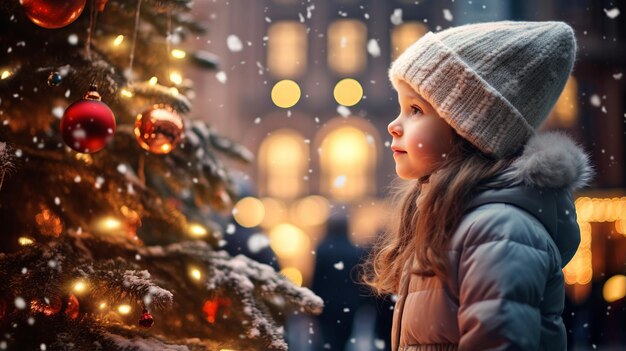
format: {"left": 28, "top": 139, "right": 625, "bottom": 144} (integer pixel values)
{"left": 388, "top": 79, "right": 456, "bottom": 180}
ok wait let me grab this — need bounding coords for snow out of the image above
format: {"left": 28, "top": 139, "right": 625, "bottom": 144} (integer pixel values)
{"left": 215, "top": 71, "right": 227, "bottom": 83}
{"left": 103, "top": 333, "right": 190, "bottom": 351}
{"left": 443, "top": 9, "right": 454, "bottom": 22}
{"left": 604, "top": 7, "right": 620, "bottom": 19}
{"left": 375, "top": 339, "right": 386, "bottom": 349}
{"left": 254, "top": 117, "right": 261, "bottom": 124}
{"left": 117, "top": 164, "right": 128, "bottom": 174}
{"left": 226, "top": 34, "right": 243, "bottom": 52}
{"left": 337, "top": 105, "right": 350, "bottom": 117}
{"left": 589, "top": 94, "right": 601, "bottom": 107}
{"left": 613, "top": 73, "right": 623, "bottom": 80}
{"left": 390, "top": 9, "right": 403, "bottom": 25}
{"left": 226, "top": 223, "right": 236, "bottom": 235}
{"left": 367, "top": 39, "right": 380, "bottom": 57}
{"left": 334, "top": 261, "right": 344, "bottom": 270}
{"left": 247, "top": 233, "right": 270, "bottom": 253}
{"left": 67, "top": 34, "right": 78, "bottom": 45}
{"left": 333, "top": 176, "right": 347, "bottom": 188}
{"left": 14, "top": 297, "right": 26, "bottom": 309}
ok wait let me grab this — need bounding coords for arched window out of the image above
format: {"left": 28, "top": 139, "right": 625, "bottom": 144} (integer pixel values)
{"left": 327, "top": 20, "right": 367, "bottom": 74}
{"left": 390, "top": 22, "right": 428, "bottom": 61}
{"left": 319, "top": 124, "right": 377, "bottom": 202}
{"left": 267, "top": 21, "right": 307, "bottom": 78}
{"left": 258, "top": 129, "right": 309, "bottom": 200}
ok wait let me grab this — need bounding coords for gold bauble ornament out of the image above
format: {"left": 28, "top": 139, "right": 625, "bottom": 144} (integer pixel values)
{"left": 134, "top": 104, "right": 184, "bottom": 154}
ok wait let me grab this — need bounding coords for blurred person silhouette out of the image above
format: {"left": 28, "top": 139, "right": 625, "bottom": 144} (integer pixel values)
{"left": 311, "top": 204, "right": 378, "bottom": 350}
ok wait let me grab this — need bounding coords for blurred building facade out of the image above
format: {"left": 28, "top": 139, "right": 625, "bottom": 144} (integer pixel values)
{"left": 187, "top": 0, "right": 625, "bottom": 349}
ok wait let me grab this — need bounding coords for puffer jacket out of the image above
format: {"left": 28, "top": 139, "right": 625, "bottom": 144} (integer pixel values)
{"left": 391, "top": 131, "right": 594, "bottom": 351}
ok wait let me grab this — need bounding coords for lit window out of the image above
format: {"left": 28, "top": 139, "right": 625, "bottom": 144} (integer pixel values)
{"left": 327, "top": 20, "right": 367, "bottom": 74}
{"left": 267, "top": 21, "right": 307, "bottom": 78}
{"left": 391, "top": 22, "right": 429, "bottom": 61}
{"left": 319, "top": 125, "right": 376, "bottom": 202}
{"left": 258, "top": 129, "right": 308, "bottom": 199}
{"left": 548, "top": 76, "right": 578, "bottom": 128}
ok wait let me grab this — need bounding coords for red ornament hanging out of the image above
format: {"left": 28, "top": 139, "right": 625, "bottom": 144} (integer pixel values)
{"left": 202, "top": 297, "right": 231, "bottom": 324}
{"left": 65, "top": 294, "right": 80, "bottom": 320}
{"left": 21, "top": 0, "right": 87, "bottom": 29}
{"left": 61, "top": 85, "right": 116, "bottom": 153}
{"left": 134, "top": 104, "right": 183, "bottom": 154}
{"left": 138, "top": 308, "right": 154, "bottom": 328}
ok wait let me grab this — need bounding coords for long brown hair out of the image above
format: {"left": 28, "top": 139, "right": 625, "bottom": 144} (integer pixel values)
{"left": 361, "top": 131, "right": 520, "bottom": 295}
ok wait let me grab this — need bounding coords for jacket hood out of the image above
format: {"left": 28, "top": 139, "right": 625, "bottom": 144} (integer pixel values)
{"left": 465, "top": 131, "right": 595, "bottom": 267}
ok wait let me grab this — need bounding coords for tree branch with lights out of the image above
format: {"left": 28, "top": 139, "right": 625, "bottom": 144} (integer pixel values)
{"left": 0, "top": 0, "right": 323, "bottom": 350}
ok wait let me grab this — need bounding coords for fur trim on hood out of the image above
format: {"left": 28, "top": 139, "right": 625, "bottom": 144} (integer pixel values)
{"left": 489, "top": 131, "right": 595, "bottom": 191}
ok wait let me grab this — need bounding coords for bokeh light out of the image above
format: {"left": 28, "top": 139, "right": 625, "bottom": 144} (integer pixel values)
{"left": 291, "top": 195, "right": 330, "bottom": 227}
{"left": 333, "top": 78, "right": 363, "bottom": 106}
{"left": 603, "top": 275, "right": 626, "bottom": 303}
{"left": 279, "top": 267, "right": 303, "bottom": 286}
{"left": 269, "top": 223, "right": 310, "bottom": 258}
{"left": 233, "top": 197, "right": 265, "bottom": 228}
{"left": 271, "top": 79, "right": 301, "bottom": 108}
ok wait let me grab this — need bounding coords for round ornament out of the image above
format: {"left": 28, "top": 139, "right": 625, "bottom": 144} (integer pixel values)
{"left": 138, "top": 308, "right": 154, "bottom": 328}
{"left": 134, "top": 104, "right": 183, "bottom": 154}
{"left": 47, "top": 71, "right": 62, "bottom": 86}
{"left": 21, "top": 0, "right": 87, "bottom": 29}
{"left": 61, "top": 85, "right": 116, "bottom": 153}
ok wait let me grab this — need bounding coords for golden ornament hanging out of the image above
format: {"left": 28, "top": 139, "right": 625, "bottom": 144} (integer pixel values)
{"left": 134, "top": 104, "right": 184, "bottom": 154}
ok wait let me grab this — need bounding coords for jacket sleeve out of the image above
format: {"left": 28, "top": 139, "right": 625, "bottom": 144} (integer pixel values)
{"left": 457, "top": 204, "right": 552, "bottom": 351}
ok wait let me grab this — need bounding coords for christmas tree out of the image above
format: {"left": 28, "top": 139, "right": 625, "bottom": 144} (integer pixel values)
{"left": 0, "top": 1, "right": 323, "bottom": 350}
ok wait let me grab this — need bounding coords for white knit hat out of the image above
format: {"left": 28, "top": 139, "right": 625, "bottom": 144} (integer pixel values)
{"left": 388, "top": 21, "right": 577, "bottom": 159}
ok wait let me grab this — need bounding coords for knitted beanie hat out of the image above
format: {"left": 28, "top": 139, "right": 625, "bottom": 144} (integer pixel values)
{"left": 388, "top": 21, "right": 577, "bottom": 159}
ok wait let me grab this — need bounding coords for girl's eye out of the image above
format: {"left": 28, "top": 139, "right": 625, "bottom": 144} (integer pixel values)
{"left": 410, "top": 105, "right": 423, "bottom": 115}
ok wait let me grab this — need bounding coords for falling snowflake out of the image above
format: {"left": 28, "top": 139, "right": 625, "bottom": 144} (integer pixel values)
{"left": 443, "top": 9, "right": 453, "bottom": 22}
{"left": 613, "top": 73, "right": 623, "bottom": 80}
{"left": 390, "top": 9, "right": 403, "bottom": 25}
{"left": 215, "top": 70, "right": 227, "bottom": 83}
{"left": 117, "top": 164, "right": 128, "bottom": 174}
{"left": 67, "top": 34, "right": 78, "bottom": 45}
{"left": 337, "top": 105, "right": 351, "bottom": 117}
{"left": 52, "top": 106, "right": 64, "bottom": 118}
{"left": 375, "top": 339, "right": 386, "bottom": 349}
{"left": 254, "top": 117, "right": 261, "bottom": 124}
{"left": 226, "top": 223, "right": 236, "bottom": 235}
{"left": 227, "top": 34, "right": 243, "bottom": 52}
{"left": 248, "top": 233, "right": 270, "bottom": 253}
{"left": 604, "top": 7, "right": 620, "bottom": 19}
{"left": 333, "top": 261, "right": 345, "bottom": 270}
{"left": 589, "top": 94, "right": 601, "bottom": 107}
{"left": 367, "top": 39, "right": 381, "bottom": 57}
{"left": 14, "top": 297, "right": 26, "bottom": 309}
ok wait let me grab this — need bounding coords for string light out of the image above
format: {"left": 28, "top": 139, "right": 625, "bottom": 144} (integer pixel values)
{"left": 99, "top": 302, "right": 107, "bottom": 310}
{"left": 169, "top": 71, "right": 182, "bottom": 85}
{"left": 120, "top": 88, "right": 133, "bottom": 98}
{"left": 113, "top": 35, "right": 124, "bottom": 46}
{"left": 18, "top": 236, "right": 35, "bottom": 246}
{"left": 171, "top": 49, "right": 186, "bottom": 59}
{"left": 73, "top": 280, "right": 88, "bottom": 294}
{"left": 189, "top": 267, "right": 202, "bottom": 281}
{"left": 117, "top": 304, "right": 132, "bottom": 314}
{"left": 187, "top": 222, "right": 208, "bottom": 238}
{"left": 1, "top": 70, "right": 12, "bottom": 80}
{"left": 148, "top": 76, "right": 158, "bottom": 86}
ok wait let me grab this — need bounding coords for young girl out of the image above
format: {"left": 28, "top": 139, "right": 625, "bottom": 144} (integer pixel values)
{"left": 362, "top": 21, "right": 594, "bottom": 351}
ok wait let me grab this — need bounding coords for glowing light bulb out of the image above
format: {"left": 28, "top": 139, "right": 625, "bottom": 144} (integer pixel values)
{"left": 190, "top": 268, "right": 202, "bottom": 281}
{"left": 188, "top": 223, "right": 208, "bottom": 237}
{"left": 170, "top": 72, "right": 182, "bottom": 85}
{"left": 171, "top": 49, "right": 186, "bottom": 59}
{"left": 73, "top": 281, "right": 87, "bottom": 293}
{"left": 148, "top": 76, "right": 158, "bottom": 86}
{"left": 117, "top": 304, "right": 131, "bottom": 314}
{"left": 1, "top": 70, "right": 12, "bottom": 80}
{"left": 18, "top": 237, "right": 35, "bottom": 246}
{"left": 120, "top": 88, "right": 133, "bottom": 98}
{"left": 113, "top": 35, "right": 124, "bottom": 46}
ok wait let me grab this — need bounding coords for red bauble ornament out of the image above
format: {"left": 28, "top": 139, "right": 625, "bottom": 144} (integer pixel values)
{"left": 138, "top": 308, "right": 154, "bottom": 328}
{"left": 202, "top": 297, "right": 231, "bottom": 324}
{"left": 134, "top": 104, "right": 183, "bottom": 154}
{"left": 61, "top": 85, "right": 116, "bottom": 153}
{"left": 21, "top": 0, "right": 86, "bottom": 29}
{"left": 65, "top": 294, "right": 80, "bottom": 320}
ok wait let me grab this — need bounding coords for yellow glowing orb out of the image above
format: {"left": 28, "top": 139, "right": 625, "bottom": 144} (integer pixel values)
{"left": 117, "top": 304, "right": 132, "bottom": 314}
{"left": 113, "top": 35, "right": 124, "bottom": 46}
{"left": 188, "top": 223, "right": 208, "bottom": 238}
{"left": 603, "top": 275, "right": 626, "bottom": 303}
{"left": 269, "top": 223, "right": 310, "bottom": 258}
{"left": 333, "top": 78, "right": 363, "bottom": 106}
{"left": 233, "top": 197, "right": 265, "bottom": 228}
{"left": 260, "top": 198, "right": 288, "bottom": 229}
{"left": 292, "top": 195, "right": 330, "bottom": 227}
{"left": 271, "top": 80, "right": 301, "bottom": 108}
{"left": 170, "top": 71, "right": 183, "bottom": 85}
{"left": 18, "top": 236, "right": 35, "bottom": 246}
{"left": 280, "top": 267, "right": 303, "bottom": 287}
{"left": 171, "top": 49, "right": 186, "bottom": 59}
{"left": 190, "top": 268, "right": 202, "bottom": 281}
{"left": 148, "top": 76, "right": 158, "bottom": 86}
{"left": 73, "top": 281, "right": 87, "bottom": 293}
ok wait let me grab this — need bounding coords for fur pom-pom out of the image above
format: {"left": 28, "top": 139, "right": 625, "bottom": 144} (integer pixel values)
{"left": 508, "top": 131, "right": 595, "bottom": 190}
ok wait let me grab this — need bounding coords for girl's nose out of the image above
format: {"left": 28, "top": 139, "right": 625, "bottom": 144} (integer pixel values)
{"left": 388, "top": 118, "right": 402, "bottom": 137}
